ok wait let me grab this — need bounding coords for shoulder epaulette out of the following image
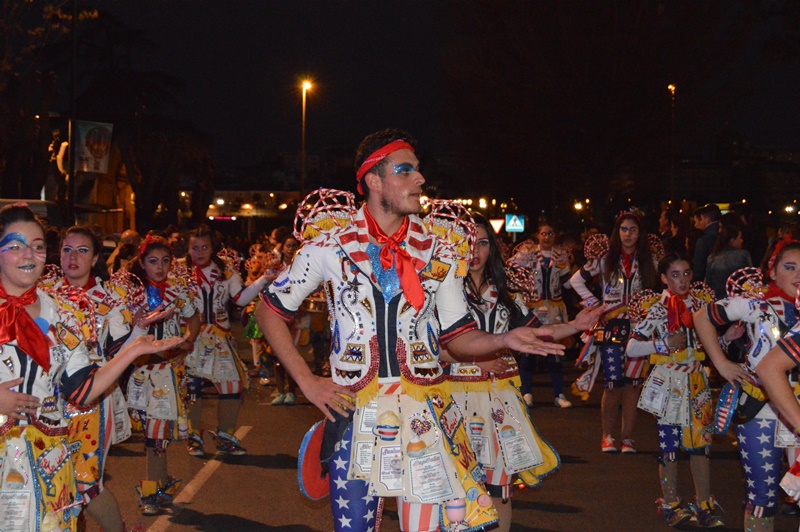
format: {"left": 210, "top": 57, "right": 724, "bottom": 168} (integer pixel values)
{"left": 42, "top": 284, "right": 98, "bottom": 349}
{"left": 423, "top": 199, "right": 476, "bottom": 261}
{"left": 217, "top": 248, "right": 242, "bottom": 273}
{"left": 505, "top": 260, "right": 536, "bottom": 305}
{"left": 293, "top": 188, "right": 357, "bottom": 244}
{"left": 39, "top": 263, "right": 64, "bottom": 290}
{"left": 584, "top": 233, "right": 609, "bottom": 261}
{"left": 628, "top": 289, "right": 661, "bottom": 325}
{"left": 106, "top": 268, "right": 145, "bottom": 310}
{"left": 690, "top": 281, "right": 716, "bottom": 304}
{"left": 648, "top": 234, "right": 666, "bottom": 261}
{"left": 725, "top": 267, "right": 765, "bottom": 300}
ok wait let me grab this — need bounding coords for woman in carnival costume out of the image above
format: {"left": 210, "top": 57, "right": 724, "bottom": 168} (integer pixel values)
{"left": 627, "top": 253, "right": 725, "bottom": 527}
{"left": 42, "top": 226, "right": 169, "bottom": 531}
{"left": 0, "top": 204, "right": 184, "bottom": 531}
{"left": 184, "top": 225, "right": 271, "bottom": 456}
{"left": 127, "top": 235, "right": 200, "bottom": 515}
{"left": 445, "top": 215, "right": 600, "bottom": 532}
{"left": 509, "top": 221, "right": 574, "bottom": 408}
{"left": 695, "top": 240, "right": 800, "bottom": 531}
{"left": 569, "top": 209, "right": 659, "bottom": 453}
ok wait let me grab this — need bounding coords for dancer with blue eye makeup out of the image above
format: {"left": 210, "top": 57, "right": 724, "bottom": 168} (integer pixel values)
{"left": 0, "top": 204, "right": 184, "bottom": 531}
{"left": 696, "top": 240, "right": 800, "bottom": 532}
{"left": 258, "top": 129, "right": 569, "bottom": 532}
{"left": 127, "top": 236, "right": 201, "bottom": 515}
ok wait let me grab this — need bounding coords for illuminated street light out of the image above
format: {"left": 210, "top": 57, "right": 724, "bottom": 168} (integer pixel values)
{"left": 786, "top": 206, "right": 795, "bottom": 214}
{"left": 574, "top": 201, "right": 583, "bottom": 211}
{"left": 216, "top": 198, "right": 225, "bottom": 206}
{"left": 301, "top": 80, "right": 313, "bottom": 194}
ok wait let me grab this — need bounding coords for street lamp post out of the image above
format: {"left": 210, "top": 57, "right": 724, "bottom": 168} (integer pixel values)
{"left": 301, "top": 80, "right": 312, "bottom": 195}
{"left": 667, "top": 84, "right": 676, "bottom": 202}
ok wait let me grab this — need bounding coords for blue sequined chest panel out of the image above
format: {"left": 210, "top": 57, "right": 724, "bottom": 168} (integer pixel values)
{"left": 367, "top": 243, "right": 400, "bottom": 301}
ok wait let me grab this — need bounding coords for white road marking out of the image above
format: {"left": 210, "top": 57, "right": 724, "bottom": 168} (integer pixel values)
{"left": 148, "top": 425, "right": 252, "bottom": 531}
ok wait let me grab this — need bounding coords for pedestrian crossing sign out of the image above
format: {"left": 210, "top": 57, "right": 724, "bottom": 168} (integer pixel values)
{"left": 505, "top": 214, "right": 525, "bottom": 233}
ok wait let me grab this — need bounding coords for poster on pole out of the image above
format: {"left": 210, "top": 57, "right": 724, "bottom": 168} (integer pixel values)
{"left": 76, "top": 121, "right": 113, "bottom": 174}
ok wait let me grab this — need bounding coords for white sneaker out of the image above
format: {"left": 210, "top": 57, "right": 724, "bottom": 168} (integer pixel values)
{"left": 554, "top": 394, "right": 573, "bottom": 408}
{"left": 523, "top": 393, "right": 533, "bottom": 407}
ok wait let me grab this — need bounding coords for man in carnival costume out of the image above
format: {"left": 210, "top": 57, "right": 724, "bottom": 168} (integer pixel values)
{"left": 257, "top": 129, "right": 572, "bottom": 532}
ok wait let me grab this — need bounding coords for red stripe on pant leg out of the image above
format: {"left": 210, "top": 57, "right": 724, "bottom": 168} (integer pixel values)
{"left": 401, "top": 498, "right": 412, "bottom": 531}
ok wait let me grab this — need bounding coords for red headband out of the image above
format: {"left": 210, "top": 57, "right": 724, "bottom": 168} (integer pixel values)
{"left": 768, "top": 237, "right": 800, "bottom": 275}
{"left": 138, "top": 235, "right": 172, "bottom": 260}
{"left": 616, "top": 209, "right": 643, "bottom": 226}
{"left": 355, "top": 140, "right": 414, "bottom": 195}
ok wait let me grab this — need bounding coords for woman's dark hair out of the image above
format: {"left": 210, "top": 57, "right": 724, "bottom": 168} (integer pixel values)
{"left": 130, "top": 235, "right": 172, "bottom": 282}
{"left": 466, "top": 214, "right": 518, "bottom": 319}
{"left": 0, "top": 204, "right": 45, "bottom": 237}
{"left": 603, "top": 213, "right": 658, "bottom": 290}
{"left": 710, "top": 224, "right": 742, "bottom": 257}
{"left": 62, "top": 225, "right": 109, "bottom": 281}
{"left": 657, "top": 252, "right": 690, "bottom": 278}
{"left": 186, "top": 224, "right": 226, "bottom": 271}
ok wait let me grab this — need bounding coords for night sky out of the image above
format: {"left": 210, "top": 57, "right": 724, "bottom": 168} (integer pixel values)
{"left": 99, "top": 1, "right": 800, "bottom": 212}
{"left": 103, "top": 1, "right": 448, "bottom": 166}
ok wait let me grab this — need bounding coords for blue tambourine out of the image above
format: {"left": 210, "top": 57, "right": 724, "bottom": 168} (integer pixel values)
{"left": 297, "top": 420, "right": 329, "bottom": 501}
{"left": 714, "top": 381, "right": 741, "bottom": 435}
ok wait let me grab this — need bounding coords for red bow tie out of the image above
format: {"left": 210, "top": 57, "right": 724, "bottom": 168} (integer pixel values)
{"left": 363, "top": 206, "right": 426, "bottom": 313}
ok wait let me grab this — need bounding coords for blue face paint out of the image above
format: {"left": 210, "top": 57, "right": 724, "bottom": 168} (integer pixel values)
{"left": 0, "top": 232, "right": 28, "bottom": 250}
{"left": 0, "top": 231, "right": 46, "bottom": 261}
{"left": 390, "top": 162, "right": 418, "bottom": 175}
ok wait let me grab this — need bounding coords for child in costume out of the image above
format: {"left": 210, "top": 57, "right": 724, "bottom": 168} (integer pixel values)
{"left": 127, "top": 235, "right": 200, "bottom": 515}
{"left": 184, "top": 225, "right": 270, "bottom": 456}
{"left": 627, "top": 253, "right": 724, "bottom": 527}
{"left": 509, "top": 221, "right": 574, "bottom": 408}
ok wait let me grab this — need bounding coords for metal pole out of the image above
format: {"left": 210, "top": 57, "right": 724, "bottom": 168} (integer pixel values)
{"left": 67, "top": 0, "right": 78, "bottom": 223}
{"left": 668, "top": 84, "right": 676, "bottom": 202}
{"left": 301, "top": 87, "right": 307, "bottom": 195}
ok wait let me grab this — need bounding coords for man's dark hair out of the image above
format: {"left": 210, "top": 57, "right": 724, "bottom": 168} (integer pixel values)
{"left": 693, "top": 203, "right": 721, "bottom": 223}
{"left": 354, "top": 128, "right": 417, "bottom": 199}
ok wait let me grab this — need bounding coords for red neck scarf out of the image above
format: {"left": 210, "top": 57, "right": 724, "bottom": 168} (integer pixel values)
{"left": 363, "top": 206, "right": 426, "bottom": 312}
{"left": 764, "top": 282, "right": 795, "bottom": 303}
{"left": 621, "top": 250, "right": 635, "bottom": 278}
{"left": 148, "top": 279, "right": 169, "bottom": 298}
{"left": 0, "top": 282, "right": 50, "bottom": 372}
{"left": 665, "top": 290, "right": 693, "bottom": 333}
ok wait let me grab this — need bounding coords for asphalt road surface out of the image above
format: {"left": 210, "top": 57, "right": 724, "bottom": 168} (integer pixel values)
{"left": 85, "top": 324, "right": 800, "bottom": 532}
